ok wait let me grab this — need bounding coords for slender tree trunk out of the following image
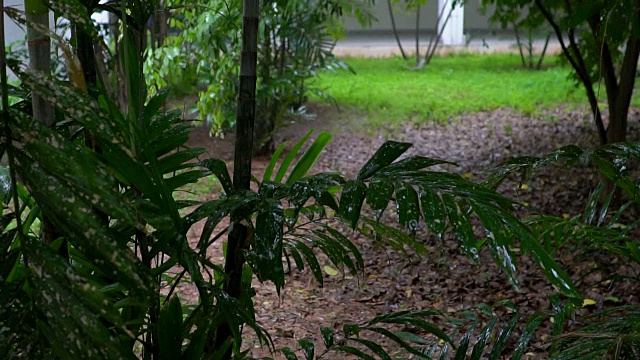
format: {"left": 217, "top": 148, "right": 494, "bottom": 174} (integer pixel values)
{"left": 424, "top": 4, "right": 453, "bottom": 65}
{"left": 513, "top": 23, "right": 527, "bottom": 68}
{"left": 536, "top": 34, "right": 550, "bottom": 70}
{"left": 534, "top": 0, "right": 608, "bottom": 145}
{"left": 213, "top": 0, "right": 259, "bottom": 356}
{"left": 25, "top": 0, "right": 54, "bottom": 127}
{"left": 387, "top": 0, "right": 407, "bottom": 59}
{"left": 415, "top": 5, "right": 420, "bottom": 66}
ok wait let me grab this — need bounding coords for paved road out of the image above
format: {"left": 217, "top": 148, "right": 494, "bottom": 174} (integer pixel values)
{"left": 333, "top": 32, "right": 561, "bottom": 58}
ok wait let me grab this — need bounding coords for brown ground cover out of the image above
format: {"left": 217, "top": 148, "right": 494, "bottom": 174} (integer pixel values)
{"left": 184, "top": 104, "right": 640, "bottom": 359}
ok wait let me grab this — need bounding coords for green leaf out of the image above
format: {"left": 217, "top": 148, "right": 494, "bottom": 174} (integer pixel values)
{"left": 144, "top": 87, "right": 171, "bottom": 128}
{"left": 419, "top": 186, "right": 447, "bottom": 239}
{"left": 358, "top": 141, "right": 412, "bottom": 180}
{"left": 394, "top": 181, "right": 420, "bottom": 232}
{"left": 282, "top": 347, "right": 299, "bottom": 360}
{"left": 253, "top": 200, "right": 285, "bottom": 292}
{"left": 298, "top": 338, "right": 315, "bottom": 360}
{"left": 274, "top": 130, "right": 313, "bottom": 183}
{"left": 347, "top": 338, "right": 392, "bottom": 360}
{"left": 378, "top": 155, "right": 456, "bottom": 175}
{"left": 200, "top": 158, "right": 233, "bottom": 195}
{"left": 159, "top": 296, "right": 183, "bottom": 360}
{"left": 157, "top": 148, "right": 205, "bottom": 174}
{"left": 344, "top": 323, "right": 361, "bottom": 337}
{"left": 488, "top": 314, "right": 520, "bottom": 359}
{"left": 263, "top": 143, "right": 286, "bottom": 182}
{"left": 366, "top": 178, "right": 394, "bottom": 218}
{"left": 470, "top": 317, "right": 498, "bottom": 360}
{"left": 321, "top": 327, "right": 334, "bottom": 349}
{"left": 286, "top": 131, "right": 332, "bottom": 185}
{"left": 334, "top": 346, "right": 375, "bottom": 360}
{"left": 309, "top": 230, "right": 357, "bottom": 275}
{"left": 319, "top": 223, "right": 364, "bottom": 271}
{"left": 339, "top": 180, "right": 367, "bottom": 229}
{"left": 454, "top": 326, "right": 475, "bottom": 360}
{"left": 469, "top": 200, "right": 519, "bottom": 288}
{"left": 366, "top": 327, "right": 431, "bottom": 359}
{"left": 438, "top": 342, "right": 452, "bottom": 360}
{"left": 442, "top": 194, "right": 478, "bottom": 261}
{"left": 294, "top": 240, "right": 323, "bottom": 286}
{"left": 512, "top": 313, "right": 545, "bottom": 360}
{"left": 367, "top": 310, "right": 452, "bottom": 345}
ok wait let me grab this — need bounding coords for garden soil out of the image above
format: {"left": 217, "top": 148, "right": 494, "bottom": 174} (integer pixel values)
{"left": 185, "top": 104, "right": 640, "bottom": 359}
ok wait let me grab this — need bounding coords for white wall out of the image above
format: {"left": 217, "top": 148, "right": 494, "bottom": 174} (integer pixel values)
{"left": 343, "top": 0, "right": 493, "bottom": 34}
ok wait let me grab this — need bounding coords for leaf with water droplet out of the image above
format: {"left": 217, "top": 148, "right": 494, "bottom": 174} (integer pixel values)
{"left": 394, "top": 181, "right": 420, "bottom": 232}
{"left": 339, "top": 180, "right": 366, "bottom": 229}
{"left": 253, "top": 200, "right": 285, "bottom": 293}
{"left": 358, "top": 141, "right": 412, "bottom": 180}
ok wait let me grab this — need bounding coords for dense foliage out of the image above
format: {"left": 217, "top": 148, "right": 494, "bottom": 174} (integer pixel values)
{"left": 1, "top": 1, "right": 639, "bottom": 359}
{"left": 145, "top": 0, "right": 374, "bottom": 153}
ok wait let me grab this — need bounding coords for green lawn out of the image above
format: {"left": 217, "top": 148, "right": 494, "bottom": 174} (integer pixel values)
{"left": 311, "top": 53, "right": 637, "bottom": 125}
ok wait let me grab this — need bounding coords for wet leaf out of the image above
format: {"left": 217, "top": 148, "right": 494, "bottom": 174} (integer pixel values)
{"left": 358, "top": 141, "right": 411, "bottom": 180}
{"left": 253, "top": 200, "right": 285, "bottom": 292}
{"left": 339, "top": 180, "right": 367, "bottom": 229}
{"left": 199, "top": 158, "right": 233, "bottom": 195}
{"left": 365, "top": 178, "right": 393, "bottom": 218}
{"left": 394, "top": 181, "right": 420, "bottom": 232}
{"left": 298, "top": 338, "right": 314, "bottom": 360}
{"left": 419, "top": 186, "right": 447, "bottom": 238}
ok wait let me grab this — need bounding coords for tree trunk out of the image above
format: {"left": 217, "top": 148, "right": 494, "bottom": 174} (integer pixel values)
{"left": 415, "top": 5, "right": 420, "bottom": 66}
{"left": 25, "top": 0, "right": 54, "bottom": 127}
{"left": 534, "top": 0, "right": 608, "bottom": 145}
{"left": 212, "top": 0, "right": 259, "bottom": 356}
{"left": 387, "top": 0, "right": 407, "bottom": 59}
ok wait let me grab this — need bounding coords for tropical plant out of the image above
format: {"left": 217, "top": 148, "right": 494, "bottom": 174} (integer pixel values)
{"left": 145, "top": 0, "right": 374, "bottom": 154}
{"left": 1, "top": 2, "right": 584, "bottom": 359}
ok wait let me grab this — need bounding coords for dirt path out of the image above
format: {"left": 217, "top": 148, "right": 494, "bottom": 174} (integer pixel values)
{"left": 186, "top": 104, "right": 640, "bottom": 359}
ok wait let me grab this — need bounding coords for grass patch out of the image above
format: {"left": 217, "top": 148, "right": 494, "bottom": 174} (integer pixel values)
{"left": 311, "top": 53, "right": 637, "bottom": 126}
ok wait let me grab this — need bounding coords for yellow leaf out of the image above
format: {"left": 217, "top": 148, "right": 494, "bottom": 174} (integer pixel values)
{"left": 522, "top": 202, "right": 529, "bottom": 207}
{"left": 463, "top": 172, "right": 474, "bottom": 179}
{"left": 582, "top": 298, "right": 597, "bottom": 307}
{"left": 323, "top": 266, "right": 339, "bottom": 276}
{"left": 550, "top": 316, "right": 555, "bottom": 324}
{"left": 518, "top": 183, "right": 529, "bottom": 190}
{"left": 562, "top": 213, "right": 571, "bottom": 220}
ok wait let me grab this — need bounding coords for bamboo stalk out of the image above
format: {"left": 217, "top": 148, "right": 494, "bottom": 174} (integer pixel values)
{"left": 213, "top": 0, "right": 260, "bottom": 356}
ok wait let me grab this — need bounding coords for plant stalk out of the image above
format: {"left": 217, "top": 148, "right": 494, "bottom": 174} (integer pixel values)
{"left": 214, "top": 0, "right": 259, "bottom": 356}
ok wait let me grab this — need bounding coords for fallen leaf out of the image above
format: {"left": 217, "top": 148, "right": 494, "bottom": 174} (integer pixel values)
{"left": 324, "top": 266, "right": 339, "bottom": 276}
{"left": 582, "top": 298, "right": 596, "bottom": 307}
